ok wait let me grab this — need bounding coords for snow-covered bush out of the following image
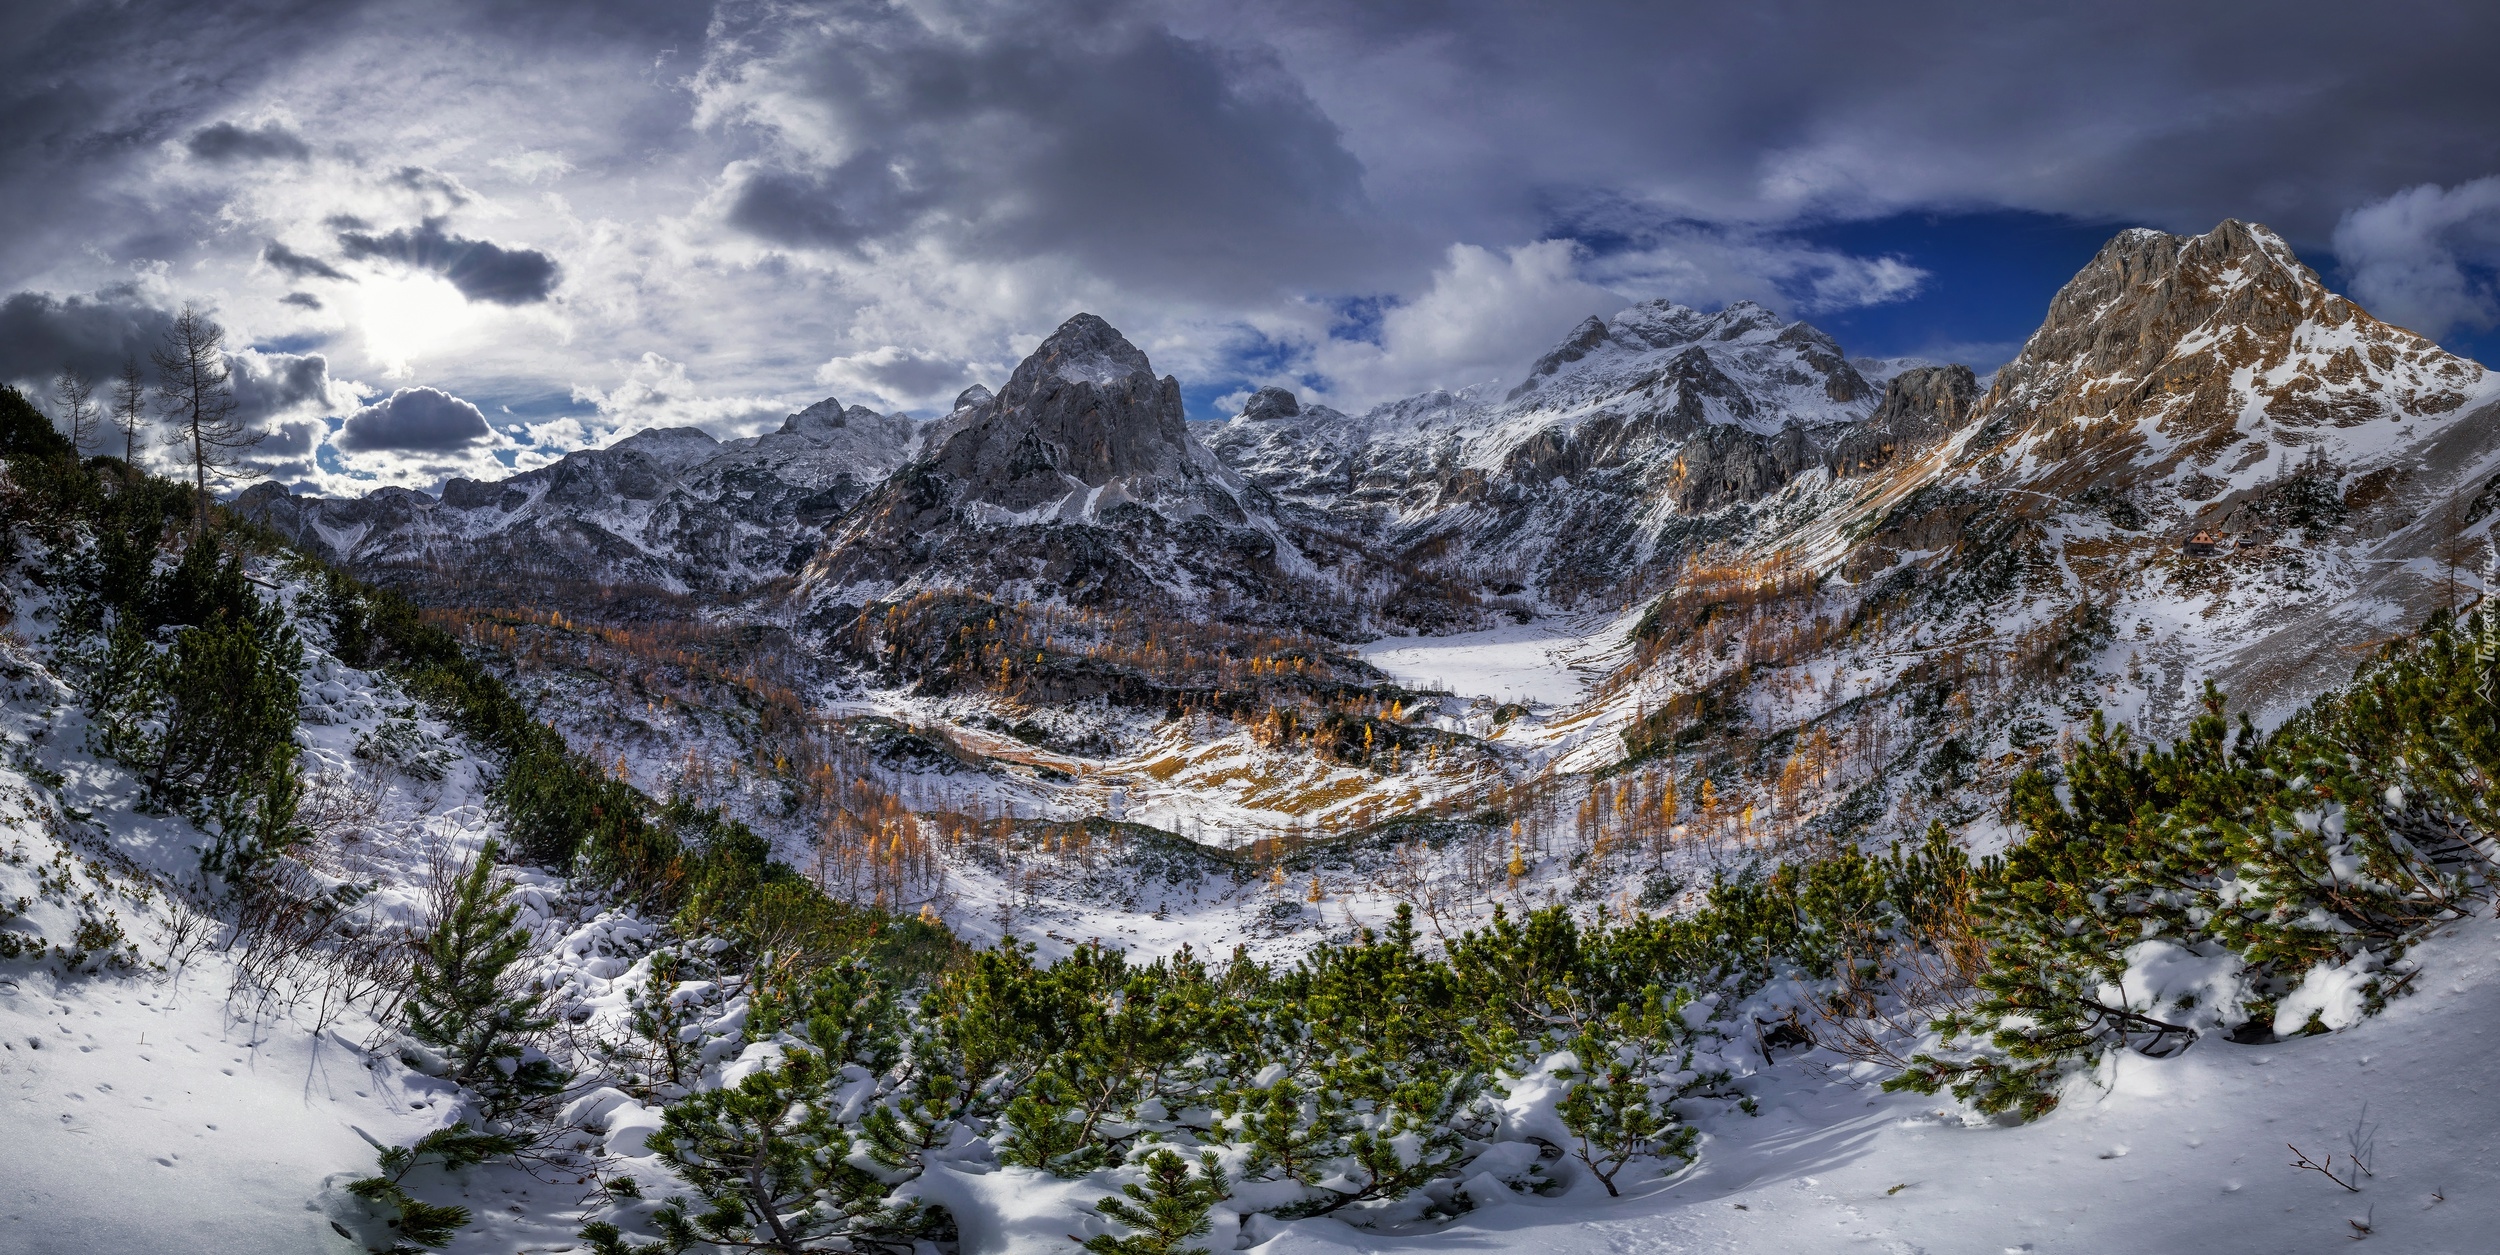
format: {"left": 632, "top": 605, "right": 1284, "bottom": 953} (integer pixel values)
{"left": 1898, "top": 610, "right": 2500, "bottom": 1117}
{"left": 402, "top": 838, "right": 568, "bottom": 1114}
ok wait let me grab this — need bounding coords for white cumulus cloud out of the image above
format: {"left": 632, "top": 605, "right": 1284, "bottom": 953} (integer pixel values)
{"left": 2333, "top": 176, "right": 2500, "bottom": 339}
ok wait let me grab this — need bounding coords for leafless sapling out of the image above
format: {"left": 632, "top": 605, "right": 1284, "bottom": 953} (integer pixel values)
{"left": 151, "top": 306, "right": 264, "bottom": 534}
{"left": 53, "top": 368, "right": 99, "bottom": 456}
{"left": 113, "top": 358, "right": 147, "bottom": 473}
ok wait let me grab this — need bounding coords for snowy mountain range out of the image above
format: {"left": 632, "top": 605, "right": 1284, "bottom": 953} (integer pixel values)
{"left": 239, "top": 219, "right": 2500, "bottom": 850}
{"left": 245, "top": 395, "right": 921, "bottom": 598}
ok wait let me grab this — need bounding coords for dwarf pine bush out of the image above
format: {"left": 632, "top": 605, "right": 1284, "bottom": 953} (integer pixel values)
{"left": 1896, "top": 608, "right": 2500, "bottom": 1116}
{"left": 403, "top": 840, "right": 567, "bottom": 1114}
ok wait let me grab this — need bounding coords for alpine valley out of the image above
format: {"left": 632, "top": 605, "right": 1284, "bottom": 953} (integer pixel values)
{"left": 7, "top": 219, "right": 2500, "bottom": 1255}
{"left": 248, "top": 219, "right": 2500, "bottom": 866}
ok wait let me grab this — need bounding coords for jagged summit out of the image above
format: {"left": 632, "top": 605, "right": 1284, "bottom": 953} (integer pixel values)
{"left": 1811, "top": 218, "right": 2500, "bottom": 736}
{"left": 918, "top": 313, "right": 1203, "bottom": 516}
{"left": 795, "top": 314, "right": 1337, "bottom": 620}
{"left": 608, "top": 425, "right": 720, "bottom": 471}
{"left": 242, "top": 390, "right": 919, "bottom": 596}
{"left": 1241, "top": 386, "right": 1301, "bottom": 421}
{"left": 1918, "top": 216, "right": 2498, "bottom": 540}
{"left": 1987, "top": 218, "right": 2482, "bottom": 458}
{"left": 1009, "top": 312, "right": 1157, "bottom": 391}
{"left": 1502, "top": 298, "right": 1872, "bottom": 421}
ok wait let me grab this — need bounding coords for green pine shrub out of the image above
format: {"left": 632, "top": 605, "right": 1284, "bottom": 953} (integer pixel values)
{"left": 403, "top": 839, "right": 568, "bottom": 1114}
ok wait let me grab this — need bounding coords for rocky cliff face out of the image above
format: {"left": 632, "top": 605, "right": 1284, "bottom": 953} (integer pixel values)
{"left": 1772, "top": 219, "right": 2500, "bottom": 748}
{"left": 1829, "top": 365, "right": 1979, "bottom": 476}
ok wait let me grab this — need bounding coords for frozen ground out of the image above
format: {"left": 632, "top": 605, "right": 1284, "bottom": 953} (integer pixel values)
{"left": 1357, "top": 609, "right": 1642, "bottom": 709}
{"left": 1252, "top": 916, "right": 2500, "bottom": 1255}
{"left": 0, "top": 967, "right": 446, "bottom": 1253}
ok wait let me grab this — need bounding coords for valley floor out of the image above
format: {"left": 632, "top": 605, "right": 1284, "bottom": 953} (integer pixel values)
{"left": 1353, "top": 609, "right": 1641, "bottom": 711}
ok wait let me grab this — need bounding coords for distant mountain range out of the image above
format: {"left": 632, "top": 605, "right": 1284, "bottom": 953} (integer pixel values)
{"left": 247, "top": 220, "right": 2500, "bottom": 840}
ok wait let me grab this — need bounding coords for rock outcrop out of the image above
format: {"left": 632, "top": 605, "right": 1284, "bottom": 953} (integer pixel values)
{"left": 1829, "top": 365, "right": 1978, "bottom": 476}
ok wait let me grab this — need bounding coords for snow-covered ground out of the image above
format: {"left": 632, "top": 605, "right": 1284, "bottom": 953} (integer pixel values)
{"left": 1357, "top": 608, "right": 1642, "bottom": 709}
{"left": 0, "top": 571, "right": 558, "bottom": 1253}
{"left": 0, "top": 968, "right": 448, "bottom": 1252}
{"left": 1255, "top": 916, "right": 2500, "bottom": 1255}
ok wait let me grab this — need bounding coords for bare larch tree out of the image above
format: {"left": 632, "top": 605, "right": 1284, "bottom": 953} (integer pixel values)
{"left": 54, "top": 368, "right": 99, "bottom": 456}
{"left": 113, "top": 358, "right": 147, "bottom": 471}
{"left": 152, "top": 306, "right": 263, "bottom": 533}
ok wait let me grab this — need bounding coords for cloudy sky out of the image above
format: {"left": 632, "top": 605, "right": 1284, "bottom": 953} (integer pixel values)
{"left": 6, "top": 0, "right": 2500, "bottom": 494}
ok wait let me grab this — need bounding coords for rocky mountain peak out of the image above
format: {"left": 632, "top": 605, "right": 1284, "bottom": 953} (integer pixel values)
{"left": 1509, "top": 315, "right": 1612, "bottom": 399}
{"left": 779, "top": 396, "right": 846, "bottom": 435}
{"left": 1985, "top": 219, "right": 2484, "bottom": 462}
{"left": 608, "top": 425, "right": 722, "bottom": 471}
{"left": 1005, "top": 312, "right": 1158, "bottom": 397}
{"left": 918, "top": 312, "right": 1198, "bottom": 515}
{"left": 1241, "top": 386, "right": 1301, "bottom": 421}
{"left": 1496, "top": 296, "right": 1874, "bottom": 429}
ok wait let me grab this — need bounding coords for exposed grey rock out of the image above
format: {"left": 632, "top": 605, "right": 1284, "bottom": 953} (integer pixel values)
{"left": 1829, "top": 365, "right": 1978, "bottom": 476}
{"left": 1241, "top": 387, "right": 1301, "bottom": 421}
{"left": 1509, "top": 315, "right": 1609, "bottom": 400}
{"left": 1205, "top": 297, "right": 1898, "bottom": 608}
{"left": 799, "top": 313, "right": 1355, "bottom": 630}
{"left": 919, "top": 312, "right": 1198, "bottom": 514}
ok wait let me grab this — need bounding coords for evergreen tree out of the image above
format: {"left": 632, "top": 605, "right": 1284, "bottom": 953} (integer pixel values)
{"left": 144, "top": 611, "right": 303, "bottom": 812}
{"left": 403, "top": 839, "right": 568, "bottom": 1113}
{"left": 1897, "top": 617, "right": 2500, "bottom": 1117}
{"left": 1552, "top": 987, "right": 1704, "bottom": 1196}
{"left": 1082, "top": 1149, "right": 1231, "bottom": 1255}
{"left": 345, "top": 1123, "right": 525, "bottom": 1253}
{"left": 640, "top": 1048, "right": 940, "bottom": 1255}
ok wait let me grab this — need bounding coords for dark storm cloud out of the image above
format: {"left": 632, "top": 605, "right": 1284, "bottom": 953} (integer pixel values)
{"left": 335, "top": 386, "right": 492, "bottom": 452}
{"left": 231, "top": 351, "right": 335, "bottom": 422}
{"left": 239, "top": 417, "right": 329, "bottom": 486}
{"left": 336, "top": 219, "right": 559, "bottom": 305}
{"left": 0, "top": 285, "right": 340, "bottom": 432}
{"left": 282, "top": 292, "right": 324, "bottom": 309}
{"left": 705, "top": 0, "right": 1383, "bottom": 297}
{"left": 0, "top": 286, "right": 178, "bottom": 388}
{"left": 0, "top": 0, "right": 358, "bottom": 281}
{"left": 1224, "top": 0, "right": 2500, "bottom": 245}
{"left": 185, "top": 121, "right": 311, "bottom": 163}
{"left": 263, "top": 242, "right": 348, "bottom": 281}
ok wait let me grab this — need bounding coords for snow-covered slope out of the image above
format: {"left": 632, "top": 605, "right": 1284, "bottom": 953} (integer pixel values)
{"left": 240, "top": 396, "right": 921, "bottom": 597}
{"left": 8, "top": 496, "right": 2500, "bottom": 1255}
{"left": 0, "top": 562, "right": 521, "bottom": 1250}
{"left": 1253, "top": 918, "right": 2500, "bottom": 1255}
